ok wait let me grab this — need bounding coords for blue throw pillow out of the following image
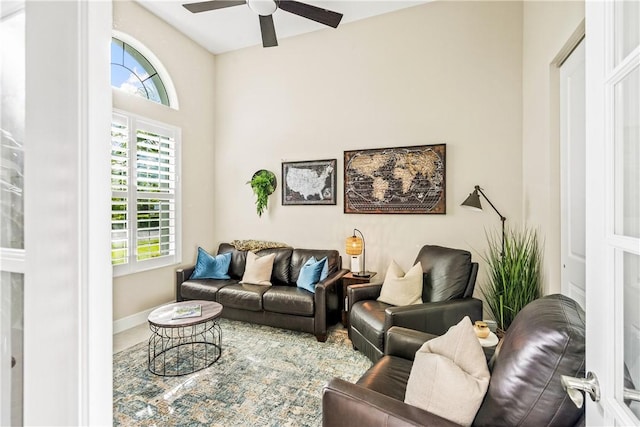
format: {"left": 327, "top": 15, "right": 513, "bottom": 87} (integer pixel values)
{"left": 297, "top": 256, "right": 327, "bottom": 293}
{"left": 190, "top": 247, "right": 232, "bottom": 280}
{"left": 318, "top": 256, "right": 329, "bottom": 281}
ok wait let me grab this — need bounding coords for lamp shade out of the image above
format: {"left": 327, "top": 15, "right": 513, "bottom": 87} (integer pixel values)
{"left": 460, "top": 185, "right": 507, "bottom": 257}
{"left": 346, "top": 236, "right": 363, "bottom": 255}
{"left": 461, "top": 189, "right": 483, "bottom": 211}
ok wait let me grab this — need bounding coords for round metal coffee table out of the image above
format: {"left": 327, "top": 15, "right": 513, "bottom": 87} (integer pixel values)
{"left": 147, "top": 300, "right": 222, "bottom": 376}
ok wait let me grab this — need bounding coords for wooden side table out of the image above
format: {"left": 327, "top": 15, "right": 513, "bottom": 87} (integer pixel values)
{"left": 341, "top": 272, "right": 376, "bottom": 327}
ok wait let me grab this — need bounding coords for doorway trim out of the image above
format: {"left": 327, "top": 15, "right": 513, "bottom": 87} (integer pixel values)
{"left": 23, "top": 1, "right": 112, "bottom": 424}
{"left": 544, "top": 20, "right": 586, "bottom": 295}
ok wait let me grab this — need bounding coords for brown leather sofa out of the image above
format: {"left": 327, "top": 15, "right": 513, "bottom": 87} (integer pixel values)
{"left": 176, "top": 243, "right": 347, "bottom": 342}
{"left": 324, "top": 294, "right": 586, "bottom": 426}
{"left": 348, "top": 245, "right": 482, "bottom": 362}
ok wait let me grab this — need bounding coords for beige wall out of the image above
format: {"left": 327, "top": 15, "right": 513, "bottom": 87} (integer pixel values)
{"left": 214, "top": 1, "right": 523, "bottom": 287}
{"left": 521, "top": 1, "right": 584, "bottom": 294}
{"left": 111, "top": 0, "right": 587, "bottom": 323}
{"left": 112, "top": 0, "right": 216, "bottom": 320}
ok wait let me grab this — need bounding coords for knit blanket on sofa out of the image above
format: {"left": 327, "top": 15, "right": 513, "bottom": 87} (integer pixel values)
{"left": 230, "top": 239, "right": 291, "bottom": 252}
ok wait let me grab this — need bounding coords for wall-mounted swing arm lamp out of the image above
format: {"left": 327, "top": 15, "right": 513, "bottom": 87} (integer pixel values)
{"left": 461, "top": 185, "right": 507, "bottom": 257}
{"left": 345, "top": 228, "right": 371, "bottom": 278}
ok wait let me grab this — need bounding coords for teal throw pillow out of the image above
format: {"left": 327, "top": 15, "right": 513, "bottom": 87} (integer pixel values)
{"left": 297, "top": 256, "right": 327, "bottom": 293}
{"left": 190, "top": 247, "right": 232, "bottom": 280}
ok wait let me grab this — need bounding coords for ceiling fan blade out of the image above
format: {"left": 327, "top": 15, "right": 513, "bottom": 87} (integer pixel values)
{"left": 183, "top": 0, "right": 246, "bottom": 14}
{"left": 259, "top": 14, "right": 278, "bottom": 47}
{"left": 278, "top": 0, "right": 343, "bottom": 28}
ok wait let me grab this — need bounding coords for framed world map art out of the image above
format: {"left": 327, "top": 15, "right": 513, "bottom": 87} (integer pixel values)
{"left": 344, "top": 144, "right": 446, "bottom": 214}
{"left": 282, "top": 159, "right": 337, "bottom": 205}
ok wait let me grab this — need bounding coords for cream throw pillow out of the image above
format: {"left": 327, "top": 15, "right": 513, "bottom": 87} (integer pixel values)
{"left": 377, "top": 260, "right": 423, "bottom": 306}
{"left": 240, "top": 251, "right": 275, "bottom": 286}
{"left": 404, "top": 316, "right": 490, "bottom": 427}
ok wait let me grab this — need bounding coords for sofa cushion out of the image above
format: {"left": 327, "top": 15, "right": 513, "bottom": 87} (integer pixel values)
{"left": 263, "top": 286, "right": 315, "bottom": 316}
{"left": 356, "top": 355, "right": 413, "bottom": 401}
{"left": 180, "top": 278, "right": 236, "bottom": 301}
{"left": 217, "top": 283, "right": 270, "bottom": 311}
{"left": 473, "top": 294, "right": 585, "bottom": 427}
{"left": 217, "top": 244, "right": 294, "bottom": 284}
{"left": 218, "top": 243, "right": 247, "bottom": 279}
{"left": 240, "top": 252, "right": 275, "bottom": 286}
{"left": 190, "top": 247, "right": 232, "bottom": 280}
{"left": 377, "top": 261, "right": 423, "bottom": 306}
{"left": 414, "top": 245, "right": 472, "bottom": 302}
{"left": 256, "top": 247, "right": 293, "bottom": 285}
{"left": 350, "top": 300, "right": 391, "bottom": 351}
{"left": 404, "top": 316, "right": 490, "bottom": 427}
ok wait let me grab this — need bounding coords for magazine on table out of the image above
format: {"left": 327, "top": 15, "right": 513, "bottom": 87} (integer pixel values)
{"left": 172, "top": 304, "right": 202, "bottom": 319}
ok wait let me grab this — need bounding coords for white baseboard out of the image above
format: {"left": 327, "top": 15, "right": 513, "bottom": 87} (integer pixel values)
{"left": 113, "top": 302, "right": 172, "bottom": 334}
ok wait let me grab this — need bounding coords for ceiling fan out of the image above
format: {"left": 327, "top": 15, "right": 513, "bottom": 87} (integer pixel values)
{"left": 182, "top": 0, "right": 343, "bottom": 48}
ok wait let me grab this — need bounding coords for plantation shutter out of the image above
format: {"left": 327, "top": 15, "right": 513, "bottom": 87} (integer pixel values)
{"left": 135, "top": 125, "right": 176, "bottom": 262}
{"left": 111, "top": 114, "right": 129, "bottom": 266}
{"left": 111, "top": 111, "right": 181, "bottom": 275}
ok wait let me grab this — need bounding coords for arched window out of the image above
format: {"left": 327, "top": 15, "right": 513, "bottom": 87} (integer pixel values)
{"left": 111, "top": 36, "right": 174, "bottom": 107}
{"left": 109, "top": 33, "right": 181, "bottom": 276}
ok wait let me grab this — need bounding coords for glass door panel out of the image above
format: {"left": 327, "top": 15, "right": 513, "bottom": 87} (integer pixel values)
{"left": 614, "top": 65, "right": 639, "bottom": 238}
{"left": 614, "top": 0, "right": 640, "bottom": 66}
{"left": 0, "top": 272, "right": 23, "bottom": 426}
{"left": 622, "top": 252, "right": 640, "bottom": 418}
{"left": 1, "top": 7, "right": 25, "bottom": 250}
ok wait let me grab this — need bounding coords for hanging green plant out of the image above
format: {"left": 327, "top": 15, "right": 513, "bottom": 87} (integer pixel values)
{"left": 247, "top": 170, "right": 277, "bottom": 217}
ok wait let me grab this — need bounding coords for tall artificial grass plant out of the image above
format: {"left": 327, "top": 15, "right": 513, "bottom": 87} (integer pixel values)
{"left": 481, "top": 227, "right": 542, "bottom": 334}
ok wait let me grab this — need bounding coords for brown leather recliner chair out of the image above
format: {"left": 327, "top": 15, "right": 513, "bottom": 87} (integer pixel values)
{"left": 324, "top": 294, "right": 587, "bottom": 427}
{"left": 348, "top": 245, "right": 482, "bottom": 362}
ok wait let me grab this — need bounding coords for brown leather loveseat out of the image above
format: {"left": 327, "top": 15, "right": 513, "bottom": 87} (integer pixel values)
{"left": 176, "top": 243, "right": 347, "bottom": 341}
{"left": 323, "top": 294, "right": 586, "bottom": 426}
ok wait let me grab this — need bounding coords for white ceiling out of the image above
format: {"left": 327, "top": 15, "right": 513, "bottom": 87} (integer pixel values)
{"left": 136, "top": 0, "right": 430, "bottom": 54}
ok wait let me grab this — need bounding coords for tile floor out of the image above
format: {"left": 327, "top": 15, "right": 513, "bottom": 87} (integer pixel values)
{"left": 113, "top": 323, "right": 149, "bottom": 354}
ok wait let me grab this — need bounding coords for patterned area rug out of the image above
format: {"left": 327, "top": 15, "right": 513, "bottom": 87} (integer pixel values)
{"left": 113, "top": 319, "right": 371, "bottom": 426}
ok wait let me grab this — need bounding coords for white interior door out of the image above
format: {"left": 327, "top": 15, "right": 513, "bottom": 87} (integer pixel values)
{"left": 585, "top": 0, "right": 640, "bottom": 425}
{"left": 560, "top": 39, "right": 586, "bottom": 310}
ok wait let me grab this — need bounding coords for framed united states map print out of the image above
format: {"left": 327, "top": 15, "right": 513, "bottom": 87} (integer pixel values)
{"left": 282, "top": 159, "right": 337, "bottom": 205}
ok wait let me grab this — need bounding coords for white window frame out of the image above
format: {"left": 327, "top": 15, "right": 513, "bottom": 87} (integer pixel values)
{"left": 111, "top": 30, "right": 179, "bottom": 110}
{"left": 112, "top": 109, "right": 182, "bottom": 277}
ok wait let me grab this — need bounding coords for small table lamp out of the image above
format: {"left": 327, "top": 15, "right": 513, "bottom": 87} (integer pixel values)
{"left": 346, "top": 229, "right": 370, "bottom": 278}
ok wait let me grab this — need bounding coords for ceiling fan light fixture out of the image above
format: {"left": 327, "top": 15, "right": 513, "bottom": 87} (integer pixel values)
{"left": 247, "top": 0, "right": 278, "bottom": 16}
{"left": 183, "top": 0, "right": 343, "bottom": 49}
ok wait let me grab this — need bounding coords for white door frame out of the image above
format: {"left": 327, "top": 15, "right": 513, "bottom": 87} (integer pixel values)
{"left": 23, "top": 1, "right": 112, "bottom": 424}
